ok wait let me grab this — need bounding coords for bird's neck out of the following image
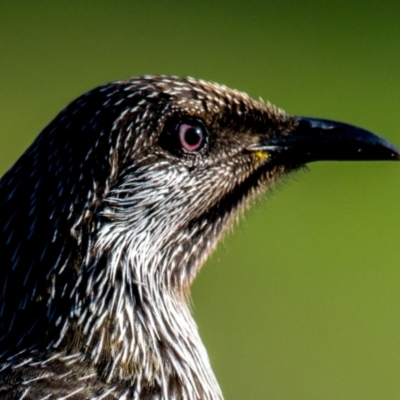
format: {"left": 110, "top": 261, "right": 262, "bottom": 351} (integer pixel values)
{"left": 50, "top": 231, "right": 223, "bottom": 399}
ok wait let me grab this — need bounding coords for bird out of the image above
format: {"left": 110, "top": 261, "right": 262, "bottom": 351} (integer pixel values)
{"left": 0, "top": 75, "right": 398, "bottom": 399}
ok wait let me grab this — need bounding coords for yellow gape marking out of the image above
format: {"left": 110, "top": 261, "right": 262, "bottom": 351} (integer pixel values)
{"left": 254, "top": 151, "right": 269, "bottom": 161}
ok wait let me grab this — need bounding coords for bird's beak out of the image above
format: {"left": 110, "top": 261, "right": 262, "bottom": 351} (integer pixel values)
{"left": 249, "top": 117, "right": 400, "bottom": 164}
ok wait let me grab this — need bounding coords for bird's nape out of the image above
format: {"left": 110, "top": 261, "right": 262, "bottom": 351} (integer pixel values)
{"left": 0, "top": 75, "right": 398, "bottom": 399}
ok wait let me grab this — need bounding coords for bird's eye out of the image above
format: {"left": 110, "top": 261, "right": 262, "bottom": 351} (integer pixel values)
{"left": 178, "top": 123, "right": 205, "bottom": 152}
{"left": 159, "top": 117, "right": 209, "bottom": 156}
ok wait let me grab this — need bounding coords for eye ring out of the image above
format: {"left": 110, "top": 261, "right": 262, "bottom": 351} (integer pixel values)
{"left": 178, "top": 122, "right": 206, "bottom": 152}
{"left": 159, "top": 117, "right": 209, "bottom": 156}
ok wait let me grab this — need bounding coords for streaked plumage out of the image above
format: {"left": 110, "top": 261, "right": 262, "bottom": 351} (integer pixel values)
{"left": 0, "top": 76, "right": 398, "bottom": 399}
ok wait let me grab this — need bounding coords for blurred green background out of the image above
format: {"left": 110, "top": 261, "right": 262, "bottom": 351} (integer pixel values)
{"left": 1, "top": 1, "right": 400, "bottom": 398}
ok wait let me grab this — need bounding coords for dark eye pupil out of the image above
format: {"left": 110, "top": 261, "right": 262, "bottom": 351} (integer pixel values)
{"left": 179, "top": 123, "right": 204, "bottom": 152}
{"left": 185, "top": 127, "right": 201, "bottom": 145}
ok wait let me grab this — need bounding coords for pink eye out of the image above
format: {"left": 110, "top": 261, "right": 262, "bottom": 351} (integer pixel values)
{"left": 159, "top": 117, "right": 209, "bottom": 156}
{"left": 178, "top": 123, "right": 205, "bottom": 152}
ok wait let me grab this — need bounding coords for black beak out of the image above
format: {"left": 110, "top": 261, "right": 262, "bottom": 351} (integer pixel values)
{"left": 251, "top": 117, "right": 400, "bottom": 164}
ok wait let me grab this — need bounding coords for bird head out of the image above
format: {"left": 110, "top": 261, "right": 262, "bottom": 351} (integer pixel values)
{"left": 0, "top": 76, "right": 397, "bottom": 393}
{"left": 88, "top": 76, "right": 398, "bottom": 293}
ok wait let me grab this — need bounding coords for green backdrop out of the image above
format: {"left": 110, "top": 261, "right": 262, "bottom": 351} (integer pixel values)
{"left": 1, "top": 1, "right": 400, "bottom": 399}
